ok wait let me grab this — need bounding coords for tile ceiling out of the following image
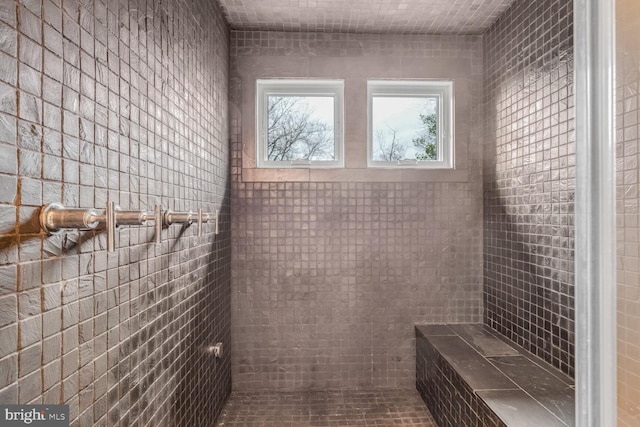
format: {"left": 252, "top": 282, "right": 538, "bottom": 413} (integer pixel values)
{"left": 217, "top": 0, "right": 516, "bottom": 34}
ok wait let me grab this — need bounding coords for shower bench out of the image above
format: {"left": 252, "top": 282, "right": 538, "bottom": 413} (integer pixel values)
{"left": 415, "top": 324, "right": 575, "bottom": 427}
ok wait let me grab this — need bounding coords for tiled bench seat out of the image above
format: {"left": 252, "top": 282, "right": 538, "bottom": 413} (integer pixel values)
{"left": 416, "top": 324, "right": 575, "bottom": 427}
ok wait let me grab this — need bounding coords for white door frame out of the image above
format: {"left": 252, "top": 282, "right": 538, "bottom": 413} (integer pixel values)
{"left": 574, "top": 0, "right": 617, "bottom": 425}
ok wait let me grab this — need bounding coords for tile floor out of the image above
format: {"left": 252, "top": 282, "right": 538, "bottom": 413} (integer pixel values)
{"left": 215, "top": 389, "right": 437, "bottom": 426}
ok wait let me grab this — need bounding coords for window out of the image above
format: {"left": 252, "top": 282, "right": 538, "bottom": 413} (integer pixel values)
{"left": 256, "top": 79, "right": 344, "bottom": 168}
{"left": 367, "top": 80, "right": 454, "bottom": 168}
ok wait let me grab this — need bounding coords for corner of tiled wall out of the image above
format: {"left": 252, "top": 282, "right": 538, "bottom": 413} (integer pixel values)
{"left": 483, "top": 0, "right": 576, "bottom": 376}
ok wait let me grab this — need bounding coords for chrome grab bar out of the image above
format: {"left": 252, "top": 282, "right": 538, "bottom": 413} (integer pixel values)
{"left": 40, "top": 204, "right": 219, "bottom": 250}
{"left": 40, "top": 202, "right": 163, "bottom": 252}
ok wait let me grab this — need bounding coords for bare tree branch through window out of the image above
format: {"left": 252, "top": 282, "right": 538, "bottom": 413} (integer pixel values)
{"left": 267, "top": 96, "right": 335, "bottom": 162}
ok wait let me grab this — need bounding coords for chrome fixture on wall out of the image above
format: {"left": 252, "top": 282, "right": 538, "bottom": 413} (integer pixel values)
{"left": 39, "top": 203, "right": 220, "bottom": 252}
{"left": 116, "top": 205, "right": 163, "bottom": 247}
{"left": 198, "top": 208, "right": 220, "bottom": 236}
{"left": 162, "top": 208, "right": 220, "bottom": 237}
{"left": 163, "top": 210, "right": 197, "bottom": 227}
{"left": 39, "top": 203, "right": 105, "bottom": 233}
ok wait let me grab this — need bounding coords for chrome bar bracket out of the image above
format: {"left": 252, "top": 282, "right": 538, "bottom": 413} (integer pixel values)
{"left": 106, "top": 201, "right": 116, "bottom": 253}
{"left": 198, "top": 209, "right": 220, "bottom": 235}
{"left": 154, "top": 205, "right": 162, "bottom": 244}
{"left": 197, "top": 208, "right": 204, "bottom": 237}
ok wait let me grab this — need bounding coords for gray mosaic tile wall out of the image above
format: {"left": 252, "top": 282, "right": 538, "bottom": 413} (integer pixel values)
{"left": 230, "top": 31, "right": 484, "bottom": 390}
{"left": 483, "top": 0, "right": 575, "bottom": 376}
{"left": 616, "top": 0, "right": 640, "bottom": 424}
{"left": 0, "top": 0, "right": 231, "bottom": 425}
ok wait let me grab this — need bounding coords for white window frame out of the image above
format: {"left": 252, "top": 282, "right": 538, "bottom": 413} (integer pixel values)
{"left": 367, "top": 80, "right": 454, "bottom": 169}
{"left": 256, "top": 79, "right": 344, "bottom": 168}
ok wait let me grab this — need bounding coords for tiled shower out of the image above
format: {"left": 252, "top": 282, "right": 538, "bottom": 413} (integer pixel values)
{"left": 0, "top": 0, "right": 637, "bottom": 427}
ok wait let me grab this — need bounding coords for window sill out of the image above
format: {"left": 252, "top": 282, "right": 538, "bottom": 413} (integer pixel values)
{"left": 241, "top": 167, "right": 469, "bottom": 183}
